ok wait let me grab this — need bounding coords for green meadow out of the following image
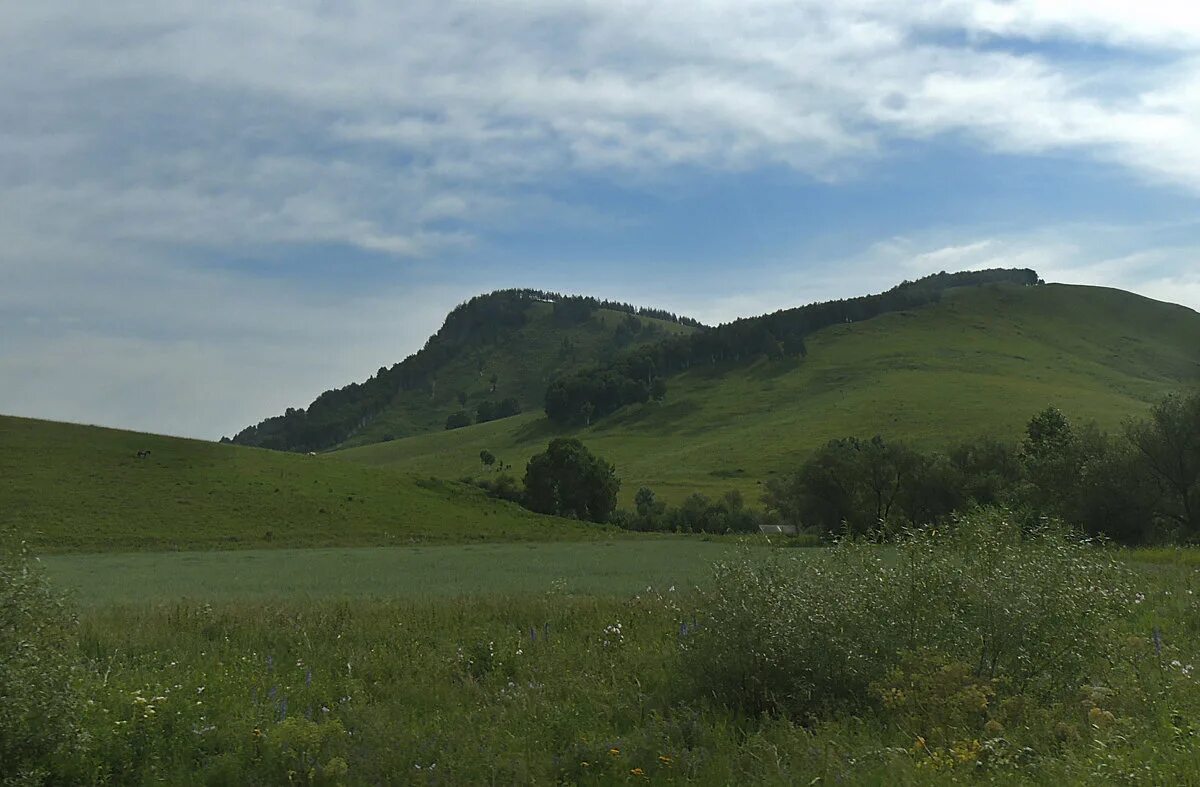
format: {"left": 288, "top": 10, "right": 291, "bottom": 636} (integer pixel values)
{"left": 337, "top": 284, "right": 1200, "bottom": 504}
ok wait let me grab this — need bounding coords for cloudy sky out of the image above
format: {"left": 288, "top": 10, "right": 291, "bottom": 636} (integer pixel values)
{"left": 3, "top": 1, "right": 1200, "bottom": 439}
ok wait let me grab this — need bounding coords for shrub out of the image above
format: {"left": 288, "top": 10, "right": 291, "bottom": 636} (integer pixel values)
{"left": 681, "top": 509, "right": 1130, "bottom": 718}
{"left": 0, "top": 535, "right": 87, "bottom": 785}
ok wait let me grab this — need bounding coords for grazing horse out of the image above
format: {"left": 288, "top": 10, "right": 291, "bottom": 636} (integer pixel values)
{"left": 136, "top": 449, "right": 152, "bottom": 459}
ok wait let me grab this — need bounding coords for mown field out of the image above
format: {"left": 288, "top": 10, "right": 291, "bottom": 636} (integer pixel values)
{"left": 41, "top": 540, "right": 751, "bottom": 604}
{"left": 337, "top": 284, "right": 1200, "bottom": 504}
{"left": 0, "top": 415, "right": 602, "bottom": 552}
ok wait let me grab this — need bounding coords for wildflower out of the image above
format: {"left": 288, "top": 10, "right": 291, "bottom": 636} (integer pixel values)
{"left": 658, "top": 754, "right": 673, "bottom": 765}
{"left": 580, "top": 761, "right": 590, "bottom": 768}
{"left": 609, "top": 747, "right": 620, "bottom": 757}
{"left": 631, "top": 767, "right": 646, "bottom": 777}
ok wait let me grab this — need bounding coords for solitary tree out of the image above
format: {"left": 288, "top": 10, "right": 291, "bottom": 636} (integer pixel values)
{"left": 523, "top": 438, "right": 620, "bottom": 523}
{"left": 480, "top": 449, "right": 496, "bottom": 471}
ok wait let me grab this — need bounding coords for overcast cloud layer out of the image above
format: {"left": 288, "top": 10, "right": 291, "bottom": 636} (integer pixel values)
{"left": 3, "top": 1, "right": 1199, "bottom": 438}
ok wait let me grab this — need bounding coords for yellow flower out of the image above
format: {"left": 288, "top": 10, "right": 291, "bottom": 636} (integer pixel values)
{"left": 609, "top": 747, "right": 620, "bottom": 757}
{"left": 913, "top": 736, "right": 926, "bottom": 751}
{"left": 658, "top": 754, "right": 673, "bottom": 765}
{"left": 580, "top": 761, "right": 590, "bottom": 768}
{"left": 631, "top": 767, "right": 646, "bottom": 778}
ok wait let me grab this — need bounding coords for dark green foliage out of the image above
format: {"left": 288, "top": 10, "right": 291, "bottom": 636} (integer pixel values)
{"left": 475, "top": 397, "right": 522, "bottom": 425}
{"left": 1127, "top": 391, "right": 1200, "bottom": 536}
{"left": 523, "top": 439, "right": 620, "bottom": 523}
{"left": 445, "top": 410, "right": 472, "bottom": 430}
{"left": 764, "top": 392, "right": 1200, "bottom": 545}
{"left": 619, "top": 488, "right": 767, "bottom": 534}
{"left": 763, "top": 436, "right": 929, "bottom": 535}
{"left": 479, "top": 449, "right": 496, "bottom": 470}
{"left": 543, "top": 268, "right": 1040, "bottom": 425}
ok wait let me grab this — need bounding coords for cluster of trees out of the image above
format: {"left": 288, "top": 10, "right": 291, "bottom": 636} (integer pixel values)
{"left": 474, "top": 438, "right": 621, "bottom": 523}
{"left": 544, "top": 349, "right": 667, "bottom": 425}
{"left": 445, "top": 397, "right": 524, "bottom": 430}
{"left": 544, "top": 268, "right": 1040, "bottom": 426}
{"left": 763, "top": 391, "right": 1200, "bottom": 544}
{"left": 616, "top": 487, "right": 767, "bottom": 534}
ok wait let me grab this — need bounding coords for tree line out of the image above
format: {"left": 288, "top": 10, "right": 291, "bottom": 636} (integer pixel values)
{"left": 763, "top": 391, "right": 1200, "bottom": 544}
{"left": 542, "top": 268, "right": 1041, "bottom": 426}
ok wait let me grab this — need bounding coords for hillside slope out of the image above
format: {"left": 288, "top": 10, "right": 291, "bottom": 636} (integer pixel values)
{"left": 0, "top": 415, "right": 601, "bottom": 553}
{"left": 335, "top": 283, "right": 1200, "bottom": 503}
{"left": 231, "top": 291, "right": 698, "bottom": 452}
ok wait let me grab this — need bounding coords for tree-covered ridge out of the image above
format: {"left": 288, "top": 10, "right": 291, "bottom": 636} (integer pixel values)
{"left": 544, "top": 268, "right": 1041, "bottom": 425}
{"left": 229, "top": 289, "right": 701, "bottom": 452}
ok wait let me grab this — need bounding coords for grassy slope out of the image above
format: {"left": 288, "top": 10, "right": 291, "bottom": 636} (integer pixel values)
{"left": 0, "top": 415, "right": 603, "bottom": 553}
{"left": 336, "top": 283, "right": 1200, "bottom": 503}
{"left": 339, "top": 305, "right": 694, "bottom": 448}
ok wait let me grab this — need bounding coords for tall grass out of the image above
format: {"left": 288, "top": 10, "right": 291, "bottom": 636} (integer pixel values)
{"left": 5, "top": 511, "right": 1200, "bottom": 784}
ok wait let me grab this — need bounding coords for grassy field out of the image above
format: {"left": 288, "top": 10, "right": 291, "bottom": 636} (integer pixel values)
{"left": 336, "top": 283, "right": 1200, "bottom": 504}
{"left": 41, "top": 540, "right": 752, "bottom": 604}
{"left": 0, "top": 416, "right": 601, "bottom": 553}
{"left": 11, "top": 530, "right": 1200, "bottom": 785}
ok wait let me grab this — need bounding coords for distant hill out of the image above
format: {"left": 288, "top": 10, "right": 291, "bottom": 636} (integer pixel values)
{"left": 335, "top": 282, "right": 1200, "bottom": 504}
{"left": 0, "top": 415, "right": 602, "bottom": 553}
{"left": 230, "top": 290, "right": 700, "bottom": 453}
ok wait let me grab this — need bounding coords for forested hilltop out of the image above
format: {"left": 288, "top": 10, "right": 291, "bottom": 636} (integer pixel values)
{"left": 234, "top": 270, "right": 1037, "bottom": 452}
{"left": 229, "top": 290, "right": 699, "bottom": 452}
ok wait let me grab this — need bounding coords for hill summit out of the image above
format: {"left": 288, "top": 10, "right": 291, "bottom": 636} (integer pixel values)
{"left": 230, "top": 290, "right": 700, "bottom": 452}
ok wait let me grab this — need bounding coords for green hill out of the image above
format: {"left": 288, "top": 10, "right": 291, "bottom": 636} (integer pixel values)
{"left": 230, "top": 290, "right": 699, "bottom": 452}
{"left": 0, "top": 415, "right": 602, "bottom": 553}
{"left": 335, "top": 283, "right": 1200, "bottom": 503}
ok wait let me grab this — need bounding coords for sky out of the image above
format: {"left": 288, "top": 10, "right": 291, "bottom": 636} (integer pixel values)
{"left": 3, "top": 0, "right": 1200, "bottom": 440}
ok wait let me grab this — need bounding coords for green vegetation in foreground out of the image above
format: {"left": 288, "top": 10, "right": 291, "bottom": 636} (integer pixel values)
{"left": 338, "top": 284, "right": 1200, "bottom": 504}
{"left": 8, "top": 514, "right": 1200, "bottom": 784}
{"left": 0, "top": 415, "right": 602, "bottom": 553}
{"left": 41, "top": 540, "right": 750, "bottom": 605}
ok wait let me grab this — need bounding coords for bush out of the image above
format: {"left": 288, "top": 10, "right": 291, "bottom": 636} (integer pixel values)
{"left": 681, "top": 509, "right": 1130, "bottom": 718}
{"left": 0, "top": 535, "right": 87, "bottom": 784}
